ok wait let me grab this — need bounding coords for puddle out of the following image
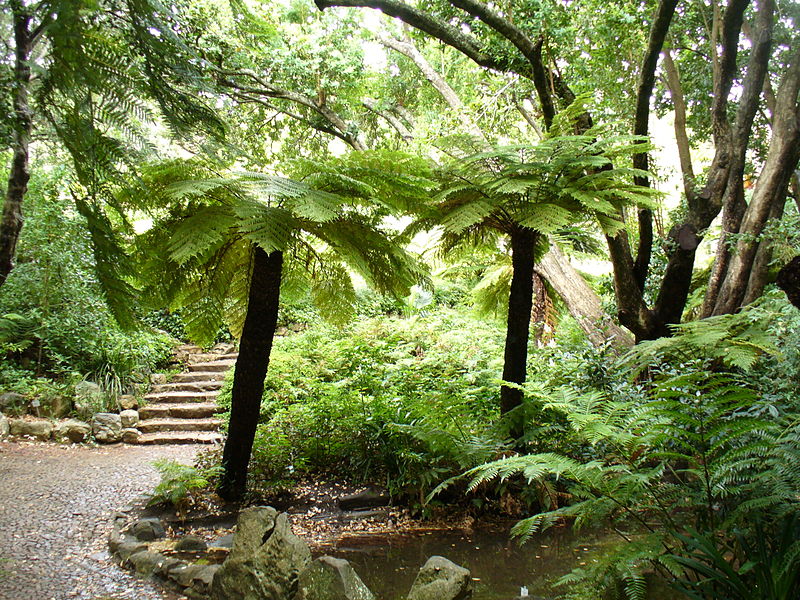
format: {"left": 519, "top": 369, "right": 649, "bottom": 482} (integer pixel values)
{"left": 316, "top": 524, "right": 621, "bottom": 599}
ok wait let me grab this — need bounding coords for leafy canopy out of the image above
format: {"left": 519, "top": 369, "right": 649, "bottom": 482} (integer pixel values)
{"left": 134, "top": 152, "right": 433, "bottom": 344}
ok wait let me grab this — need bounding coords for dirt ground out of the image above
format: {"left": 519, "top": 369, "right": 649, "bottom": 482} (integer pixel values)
{"left": 0, "top": 440, "right": 199, "bottom": 600}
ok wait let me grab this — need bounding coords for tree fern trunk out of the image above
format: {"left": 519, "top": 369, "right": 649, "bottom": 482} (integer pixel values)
{"left": 500, "top": 228, "right": 537, "bottom": 436}
{"left": 218, "top": 247, "right": 283, "bottom": 500}
{"left": 0, "top": 9, "right": 33, "bottom": 288}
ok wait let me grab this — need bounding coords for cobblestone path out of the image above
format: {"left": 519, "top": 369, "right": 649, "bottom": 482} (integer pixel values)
{"left": 0, "top": 441, "right": 199, "bottom": 600}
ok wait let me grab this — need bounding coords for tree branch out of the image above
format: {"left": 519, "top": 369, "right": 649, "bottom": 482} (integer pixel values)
{"left": 632, "top": 0, "right": 680, "bottom": 290}
{"left": 377, "top": 31, "right": 486, "bottom": 139}
{"left": 662, "top": 50, "right": 696, "bottom": 200}
{"left": 702, "top": 0, "right": 776, "bottom": 316}
{"left": 217, "top": 75, "right": 366, "bottom": 151}
{"left": 362, "top": 97, "right": 414, "bottom": 141}
{"left": 447, "top": 0, "right": 557, "bottom": 126}
{"left": 314, "top": 0, "right": 529, "bottom": 77}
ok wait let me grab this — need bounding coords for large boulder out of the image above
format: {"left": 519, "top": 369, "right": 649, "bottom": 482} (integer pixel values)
{"left": 0, "top": 412, "right": 8, "bottom": 439}
{"left": 121, "top": 428, "right": 141, "bottom": 444}
{"left": 211, "top": 506, "right": 312, "bottom": 600}
{"left": 92, "top": 413, "right": 122, "bottom": 443}
{"left": 0, "top": 392, "right": 25, "bottom": 414}
{"left": 407, "top": 556, "right": 473, "bottom": 600}
{"left": 8, "top": 418, "right": 53, "bottom": 440}
{"left": 74, "top": 381, "right": 104, "bottom": 418}
{"left": 118, "top": 394, "right": 138, "bottom": 410}
{"left": 55, "top": 419, "right": 92, "bottom": 443}
{"left": 297, "top": 556, "right": 374, "bottom": 600}
{"left": 119, "top": 409, "right": 139, "bottom": 428}
{"left": 132, "top": 517, "right": 165, "bottom": 541}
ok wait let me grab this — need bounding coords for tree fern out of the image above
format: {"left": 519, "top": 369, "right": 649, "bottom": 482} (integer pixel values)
{"left": 131, "top": 155, "right": 430, "bottom": 344}
{"left": 455, "top": 343, "right": 799, "bottom": 598}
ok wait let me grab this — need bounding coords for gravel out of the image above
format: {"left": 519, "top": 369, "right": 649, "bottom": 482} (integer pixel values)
{"left": 0, "top": 440, "right": 201, "bottom": 600}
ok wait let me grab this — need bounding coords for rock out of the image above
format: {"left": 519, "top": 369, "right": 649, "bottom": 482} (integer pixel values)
{"left": 129, "top": 550, "right": 165, "bottom": 575}
{"left": 117, "top": 540, "right": 149, "bottom": 562}
{"left": 132, "top": 517, "right": 165, "bottom": 541}
{"left": 119, "top": 409, "right": 139, "bottom": 428}
{"left": 0, "top": 412, "right": 8, "bottom": 439}
{"left": 150, "top": 373, "right": 168, "bottom": 385}
{"left": 54, "top": 419, "right": 91, "bottom": 443}
{"left": 210, "top": 533, "right": 234, "bottom": 548}
{"left": 338, "top": 488, "right": 390, "bottom": 511}
{"left": 108, "top": 527, "right": 126, "bottom": 554}
{"left": 407, "top": 556, "right": 473, "bottom": 600}
{"left": 157, "top": 557, "right": 186, "bottom": 579}
{"left": 74, "top": 382, "right": 104, "bottom": 418}
{"left": 175, "top": 535, "right": 208, "bottom": 552}
{"left": 211, "top": 506, "right": 312, "bottom": 600}
{"left": 188, "top": 564, "right": 220, "bottom": 596}
{"left": 44, "top": 395, "right": 72, "bottom": 418}
{"left": 0, "top": 392, "right": 25, "bottom": 414}
{"left": 91, "top": 412, "right": 122, "bottom": 443}
{"left": 8, "top": 418, "right": 54, "bottom": 440}
{"left": 118, "top": 394, "right": 138, "bottom": 410}
{"left": 298, "top": 556, "right": 374, "bottom": 600}
{"left": 121, "top": 428, "right": 141, "bottom": 444}
{"left": 341, "top": 509, "right": 388, "bottom": 522}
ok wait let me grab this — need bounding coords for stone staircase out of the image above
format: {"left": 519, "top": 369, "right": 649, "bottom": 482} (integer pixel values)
{"left": 134, "top": 345, "right": 235, "bottom": 445}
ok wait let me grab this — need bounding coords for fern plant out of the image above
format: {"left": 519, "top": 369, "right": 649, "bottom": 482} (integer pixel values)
{"left": 449, "top": 339, "right": 799, "bottom": 599}
{"left": 149, "top": 459, "right": 223, "bottom": 519}
{"left": 416, "top": 117, "right": 659, "bottom": 428}
{"left": 670, "top": 516, "right": 800, "bottom": 600}
{"left": 132, "top": 153, "right": 431, "bottom": 499}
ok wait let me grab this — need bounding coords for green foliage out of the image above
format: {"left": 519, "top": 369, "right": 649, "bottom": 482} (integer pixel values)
{"left": 621, "top": 301, "right": 778, "bottom": 375}
{"left": 0, "top": 169, "right": 173, "bottom": 404}
{"left": 423, "top": 124, "right": 660, "bottom": 252}
{"left": 217, "top": 307, "right": 508, "bottom": 501}
{"left": 149, "top": 459, "right": 223, "bottom": 515}
{"left": 670, "top": 516, "right": 800, "bottom": 600}
{"left": 133, "top": 154, "right": 430, "bottom": 345}
{"left": 456, "top": 298, "right": 800, "bottom": 599}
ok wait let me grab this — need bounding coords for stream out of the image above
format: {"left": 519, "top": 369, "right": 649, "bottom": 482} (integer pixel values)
{"left": 317, "top": 524, "right": 623, "bottom": 599}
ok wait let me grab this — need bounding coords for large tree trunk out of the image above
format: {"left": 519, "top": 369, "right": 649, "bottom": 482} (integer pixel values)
{"left": 500, "top": 228, "right": 537, "bottom": 430}
{"left": 218, "top": 247, "right": 283, "bottom": 501}
{"left": 711, "top": 44, "right": 800, "bottom": 315}
{"left": 536, "top": 245, "right": 634, "bottom": 349}
{"left": 0, "top": 9, "right": 33, "bottom": 288}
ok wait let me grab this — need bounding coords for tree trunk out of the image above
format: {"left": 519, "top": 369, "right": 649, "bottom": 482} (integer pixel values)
{"left": 218, "top": 247, "right": 283, "bottom": 501}
{"left": 536, "top": 245, "right": 634, "bottom": 349}
{"left": 500, "top": 228, "right": 536, "bottom": 429}
{"left": 711, "top": 45, "right": 800, "bottom": 315}
{"left": 0, "top": 9, "right": 33, "bottom": 288}
{"left": 530, "top": 271, "right": 550, "bottom": 345}
{"left": 742, "top": 191, "right": 786, "bottom": 304}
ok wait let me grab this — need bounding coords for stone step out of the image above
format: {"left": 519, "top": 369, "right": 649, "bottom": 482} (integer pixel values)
{"left": 171, "top": 371, "right": 228, "bottom": 383}
{"left": 138, "top": 418, "right": 223, "bottom": 433}
{"left": 188, "top": 360, "right": 236, "bottom": 373}
{"left": 139, "top": 403, "right": 220, "bottom": 420}
{"left": 190, "top": 351, "right": 238, "bottom": 361}
{"left": 136, "top": 431, "right": 224, "bottom": 445}
{"left": 151, "top": 380, "right": 224, "bottom": 394}
{"left": 144, "top": 390, "right": 219, "bottom": 403}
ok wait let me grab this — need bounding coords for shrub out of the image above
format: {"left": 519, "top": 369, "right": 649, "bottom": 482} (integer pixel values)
{"left": 0, "top": 168, "right": 174, "bottom": 406}
{"left": 460, "top": 298, "right": 800, "bottom": 599}
{"left": 218, "top": 307, "right": 509, "bottom": 501}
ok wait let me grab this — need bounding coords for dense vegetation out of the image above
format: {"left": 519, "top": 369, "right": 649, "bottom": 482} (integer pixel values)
{"left": 1, "top": 0, "right": 799, "bottom": 598}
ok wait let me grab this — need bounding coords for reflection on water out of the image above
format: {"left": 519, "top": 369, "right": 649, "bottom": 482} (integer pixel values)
{"left": 316, "top": 524, "right": 618, "bottom": 600}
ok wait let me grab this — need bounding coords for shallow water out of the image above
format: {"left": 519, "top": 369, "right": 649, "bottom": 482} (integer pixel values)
{"left": 318, "top": 524, "right": 621, "bottom": 599}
